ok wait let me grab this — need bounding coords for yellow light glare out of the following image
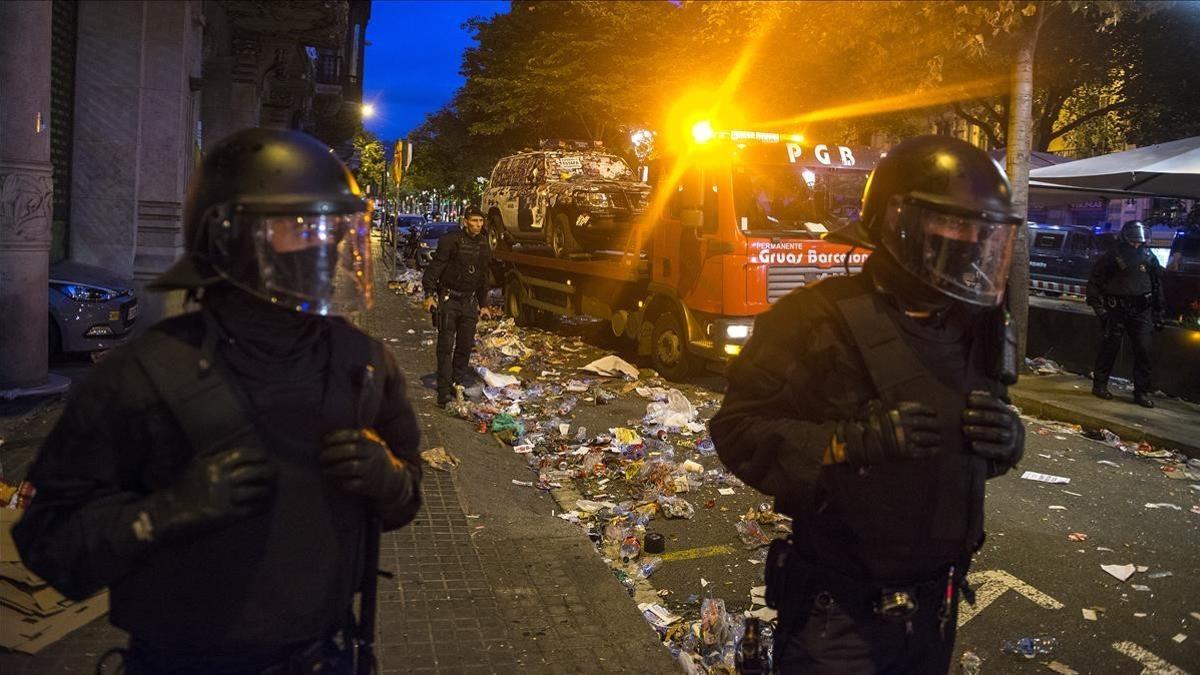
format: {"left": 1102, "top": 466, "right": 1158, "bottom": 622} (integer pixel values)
{"left": 361, "top": 103, "right": 376, "bottom": 119}
{"left": 692, "top": 120, "right": 715, "bottom": 144}
{"left": 724, "top": 344, "right": 742, "bottom": 356}
{"left": 789, "top": 134, "right": 805, "bottom": 143}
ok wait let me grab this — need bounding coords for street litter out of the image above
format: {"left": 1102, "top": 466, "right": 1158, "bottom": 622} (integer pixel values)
{"left": 1144, "top": 502, "right": 1182, "bottom": 510}
{"left": 1021, "top": 471, "right": 1071, "bottom": 484}
{"left": 639, "top": 602, "right": 681, "bottom": 628}
{"left": 959, "top": 650, "right": 982, "bottom": 675}
{"left": 1001, "top": 636, "right": 1057, "bottom": 658}
{"left": 1131, "top": 584, "right": 1151, "bottom": 592}
{"left": 718, "top": 488, "right": 735, "bottom": 496}
{"left": 1067, "top": 532, "right": 1088, "bottom": 542}
{"left": 1147, "top": 571, "right": 1173, "bottom": 579}
{"left": 420, "top": 447, "right": 460, "bottom": 471}
{"left": 1045, "top": 661, "right": 1079, "bottom": 675}
{"left": 581, "top": 355, "right": 640, "bottom": 379}
{"left": 1082, "top": 607, "right": 1103, "bottom": 621}
{"left": 1101, "top": 563, "right": 1137, "bottom": 582}
{"left": 1172, "top": 633, "right": 1188, "bottom": 643}
{"left": 478, "top": 367, "right": 520, "bottom": 388}
{"left": 644, "top": 389, "right": 699, "bottom": 429}
{"left": 1048, "top": 505, "right": 1068, "bottom": 510}
{"left": 1096, "top": 460, "right": 1121, "bottom": 467}
{"left": 1025, "top": 357, "right": 1064, "bottom": 375}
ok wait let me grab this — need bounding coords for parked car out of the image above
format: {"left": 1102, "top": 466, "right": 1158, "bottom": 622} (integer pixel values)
{"left": 1027, "top": 223, "right": 1108, "bottom": 296}
{"left": 414, "top": 221, "right": 460, "bottom": 268}
{"left": 393, "top": 213, "right": 426, "bottom": 237}
{"left": 482, "top": 144, "right": 651, "bottom": 257}
{"left": 48, "top": 260, "right": 137, "bottom": 353}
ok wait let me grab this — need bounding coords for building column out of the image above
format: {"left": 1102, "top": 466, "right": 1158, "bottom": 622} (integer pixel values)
{"left": 0, "top": 2, "right": 53, "bottom": 389}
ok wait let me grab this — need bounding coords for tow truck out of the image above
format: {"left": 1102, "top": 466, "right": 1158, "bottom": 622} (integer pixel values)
{"left": 493, "top": 123, "right": 882, "bottom": 378}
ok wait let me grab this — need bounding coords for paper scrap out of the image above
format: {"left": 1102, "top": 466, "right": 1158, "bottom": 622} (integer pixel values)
{"left": 1101, "top": 563, "right": 1136, "bottom": 582}
{"left": 1144, "top": 502, "right": 1182, "bottom": 510}
{"left": 1172, "top": 633, "right": 1187, "bottom": 643}
{"left": 638, "top": 602, "right": 681, "bottom": 628}
{"left": 1046, "top": 661, "right": 1079, "bottom": 675}
{"left": 1082, "top": 608, "right": 1100, "bottom": 621}
{"left": 1048, "top": 505, "right": 1068, "bottom": 510}
{"left": 581, "top": 355, "right": 640, "bottom": 379}
{"left": 1131, "top": 584, "right": 1151, "bottom": 592}
{"left": 1021, "top": 470, "right": 1070, "bottom": 484}
{"left": 718, "top": 488, "right": 736, "bottom": 496}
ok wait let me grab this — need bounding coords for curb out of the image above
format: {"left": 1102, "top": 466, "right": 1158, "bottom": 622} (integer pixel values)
{"left": 1009, "top": 391, "right": 1200, "bottom": 459}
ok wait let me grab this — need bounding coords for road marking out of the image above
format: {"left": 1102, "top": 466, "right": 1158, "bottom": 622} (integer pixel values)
{"left": 1111, "top": 641, "right": 1190, "bottom": 675}
{"left": 958, "top": 570, "right": 1064, "bottom": 627}
{"left": 659, "top": 544, "right": 737, "bottom": 562}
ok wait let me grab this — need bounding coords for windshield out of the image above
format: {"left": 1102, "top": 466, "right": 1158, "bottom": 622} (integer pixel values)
{"left": 550, "top": 154, "right": 634, "bottom": 181}
{"left": 732, "top": 165, "right": 868, "bottom": 236}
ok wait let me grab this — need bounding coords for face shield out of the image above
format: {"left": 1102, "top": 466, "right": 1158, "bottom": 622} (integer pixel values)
{"left": 879, "top": 195, "right": 1019, "bottom": 306}
{"left": 246, "top": 212, "right": 373, "bottom": 315}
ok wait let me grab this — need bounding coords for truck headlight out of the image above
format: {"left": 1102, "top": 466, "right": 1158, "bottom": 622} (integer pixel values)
{"left": 725, "top": 324, "right": 751, "bottom": 340}
{"left": 584, "top": 192, "right": 611, "bottom": 208}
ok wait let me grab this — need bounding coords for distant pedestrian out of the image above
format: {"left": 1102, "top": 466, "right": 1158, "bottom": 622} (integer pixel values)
{"left": 1086, "top": 219, "right": 1165, "bottom": 407}
{"left": 712, "top": 136, "right": 1025, "bottom": 673}
{"left": 13, "top": 128, "right": 422, "bottom": 673}
{"left": 423, "top": 206, "right": 492, "bottom": 406}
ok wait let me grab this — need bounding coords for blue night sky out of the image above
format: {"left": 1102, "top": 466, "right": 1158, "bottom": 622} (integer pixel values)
{"left": 363, "top": 0, "right": 510, "bottom": 143}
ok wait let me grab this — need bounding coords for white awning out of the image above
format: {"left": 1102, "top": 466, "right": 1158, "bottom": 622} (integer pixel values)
{"left": 1029, "top": 137, "right": 1200, "bottom": 199}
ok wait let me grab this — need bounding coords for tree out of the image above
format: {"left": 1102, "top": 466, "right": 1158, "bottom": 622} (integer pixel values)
{"left": 352, "top": 129, "right": 386, "bottom": 196}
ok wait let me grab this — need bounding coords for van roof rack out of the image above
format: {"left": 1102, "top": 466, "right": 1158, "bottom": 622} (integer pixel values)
{"left": 539, "top": 139, "right": 604, "bottom": 150}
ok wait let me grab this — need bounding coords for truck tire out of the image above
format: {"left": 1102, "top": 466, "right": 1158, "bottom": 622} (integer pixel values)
{"left": 488, "top": 213, "right": 509, "bottom": 251}
{"left": 547, "top": 210, "right": 576, "bottom": 258}
{"left": 651, "top": 311, "right": 697, "bottom": 380}
{"left": 504, "top": 279, "right": 534, "bottom": 327}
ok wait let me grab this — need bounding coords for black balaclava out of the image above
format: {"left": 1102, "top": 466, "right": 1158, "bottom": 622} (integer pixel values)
{"left": 865, "top": 249, "right": 957, "bottom": 315}
{"left": 200, "top": 283, "right": 330, "bottom": 382}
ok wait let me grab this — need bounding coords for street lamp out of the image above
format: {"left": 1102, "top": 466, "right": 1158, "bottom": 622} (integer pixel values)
{"left": 361, "top": 103, "right": 376, "bottom": 119}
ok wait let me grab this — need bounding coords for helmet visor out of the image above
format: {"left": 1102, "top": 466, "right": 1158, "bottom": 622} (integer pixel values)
{"left": 249, "top": 212, "right": 373, "bottom": 315}
{"left": 880, "top": 196, "right": 1018, "bottom": 306}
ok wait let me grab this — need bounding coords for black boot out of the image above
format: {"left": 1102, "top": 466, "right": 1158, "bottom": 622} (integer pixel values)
{"left": 1092, "top": 387, "right": 1114, "bottom": 400}
{"left": 1133, "top": 392, "right": 1154, "bottom": 408}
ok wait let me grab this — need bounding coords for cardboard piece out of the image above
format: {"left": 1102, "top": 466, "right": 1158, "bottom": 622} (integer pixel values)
{"left": 0, "top": 591, "right": 109, "bottom": 654}
{"left": 0, "top": 509, "right": 21, "bottom": 563}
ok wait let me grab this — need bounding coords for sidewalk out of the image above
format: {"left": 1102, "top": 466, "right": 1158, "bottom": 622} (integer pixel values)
{"left": 1011, "top": 372, "right": 1200, "bottom": 458}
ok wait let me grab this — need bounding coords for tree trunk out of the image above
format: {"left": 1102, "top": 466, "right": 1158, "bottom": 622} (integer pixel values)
{"left": 1005, "top": 22, "right": 1039, "bottom": 373}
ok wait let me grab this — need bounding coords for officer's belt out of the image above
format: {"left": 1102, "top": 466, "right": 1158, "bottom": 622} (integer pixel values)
{"left": 1103, "top": 293, "right": 1152, "bottom": 309}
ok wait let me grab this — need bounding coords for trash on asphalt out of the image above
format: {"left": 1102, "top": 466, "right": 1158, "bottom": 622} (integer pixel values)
{"left": 1100, "top": 563, "right": 1137, "bottom": 582}
{"left": 1143, "top": 502, "right": 1182, "bottom": 510}
{"left": 1021, "top": 470, "right": 1071, "bottom": 484}
{"left": 420, "top": 447, "right": 460, "bottom": 471}
{"left": 1001, "top": 636, "right": 1058, "bottom": 658}
{"left": 580, "top": 354, "right": 640, "bottom": 379}
{"left": 959, "top": 650, "right": 982, "bottom": 675}
{"left": 1173, "top": 633, "right": 1188, "bottom": 643}
{"left": 1067, "top": 532, "right": 1088, "bottom": 542}
{"left": 1045, "top": 660, "right": 1080, "bottom": 675}
{"left": 1081, "top": 607, "right": 1103, "bottom": 621}
{"left": 1025, "top": 356, "right": 1064, "bottom": 375}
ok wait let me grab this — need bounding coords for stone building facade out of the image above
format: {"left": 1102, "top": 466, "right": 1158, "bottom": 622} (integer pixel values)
{"left": 0, "top": 0, "right": 371, "bottom": 390}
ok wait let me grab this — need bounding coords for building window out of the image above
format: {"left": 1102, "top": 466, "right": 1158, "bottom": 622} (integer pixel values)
{"left": 50, "top": 0, "right": 78, "bottom": 262}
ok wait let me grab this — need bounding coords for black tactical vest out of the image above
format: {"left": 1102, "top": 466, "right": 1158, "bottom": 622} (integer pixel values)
{"left": 444, "top": 232, "right": 488, "bottom": 296}
{"left": 1103, "top": 245, "right": 1155, "bottom": 297}
{"left": 805, "top": 284, "right": 997, "bottom": 584}
{"left": 114, "top": 318, "right": 385, "bottom": 649}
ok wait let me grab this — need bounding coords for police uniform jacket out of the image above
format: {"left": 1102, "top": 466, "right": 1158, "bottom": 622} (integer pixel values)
{"left": 710, "top": 260, "right": 1013, "bottom": 585}
{"left": 1085, "top": 243, "right": 1165, "bottom": 310}
{"left": 422, "top": 229, "right": 490, "bottom": 304}
{"left": 13, "top": 308, "right": 422, "bottom": 655}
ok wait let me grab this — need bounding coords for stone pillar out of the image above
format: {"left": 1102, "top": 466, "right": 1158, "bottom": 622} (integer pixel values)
{"left": 71, "top": 0, "right": 200, "bottom": 324}
{"left": 201, "top": 4, "right": 264, "bottom": 147}
{"left": 0, "top": 2, "right": 53, "bottom": 389}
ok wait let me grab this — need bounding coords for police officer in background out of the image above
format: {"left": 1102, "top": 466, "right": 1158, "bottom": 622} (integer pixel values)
{"left": 14, "top": 128, "right": 422, "bottom": 673}
{"left": 711, "top": 136, "right": 1025, "bottom": 673}
{"left": 1087, "top": 220, "right": 1165, "bottom": 407}
{"left": 422, "top": 206, "right": 492, "bottom": 407}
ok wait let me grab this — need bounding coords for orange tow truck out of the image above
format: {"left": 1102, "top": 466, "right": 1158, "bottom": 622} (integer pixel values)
{"left": 493, "top": 124, "right": 882, "bottom": 378}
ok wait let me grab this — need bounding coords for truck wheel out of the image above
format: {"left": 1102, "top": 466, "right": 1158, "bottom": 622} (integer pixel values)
{"left": 488, "top": 213, "right": 509, "bottom": 251}
{"left": 651, "top": 312, "right": 697, "bottom": 380}
{"left": 547, "top": 210, "right": 575, "bottom": 258}
{"left": 505, "top": 280, "right": 533, "bottom": 327}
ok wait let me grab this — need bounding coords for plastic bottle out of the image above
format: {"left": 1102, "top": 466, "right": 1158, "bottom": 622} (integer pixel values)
{"left": 620, "top": 535, "right": 642, "bottom": 562}
{"left": 638, "top": 556, "right": 663, "bottom": 579}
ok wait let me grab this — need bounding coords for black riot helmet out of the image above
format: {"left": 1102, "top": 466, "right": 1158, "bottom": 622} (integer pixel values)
{"left": 1120, "top": 220, "right": 1147, "bottom": 245}
{"left": 860, "top": 135, "right": 1022, "bottom": 307}
{"left": 150, "top": 127, "right": 372, "bottom": 315}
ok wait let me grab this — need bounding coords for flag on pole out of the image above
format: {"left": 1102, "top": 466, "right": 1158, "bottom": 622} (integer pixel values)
{"left": 392, "top": 140, "right": 413, "bottom": 185}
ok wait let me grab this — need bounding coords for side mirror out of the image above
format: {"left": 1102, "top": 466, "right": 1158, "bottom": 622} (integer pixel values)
{"left": 681, "top": 210, "right": 704, "bottom": 231}
{"left": 678, "top": 169, "right": 705, "bottom": 211}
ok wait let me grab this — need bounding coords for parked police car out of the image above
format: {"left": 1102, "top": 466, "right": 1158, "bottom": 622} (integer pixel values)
{"left": 482, "top": 142, "right": 650, "bottom": 257}
{"left": 1027, "top": 222, "right": 1111, "bottom": 296}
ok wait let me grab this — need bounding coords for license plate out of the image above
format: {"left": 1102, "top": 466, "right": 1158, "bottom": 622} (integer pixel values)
{"left": 126, "top": 304, "right": 138, "bottom": 321}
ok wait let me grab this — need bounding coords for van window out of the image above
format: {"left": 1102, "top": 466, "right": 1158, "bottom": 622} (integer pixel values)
{"left": 1033, "top": 232, "right": 1064, "bottom": 250}
{"left": 491, "top": 158, "right": 513, "bottom": 186}
{"left": 1067, "top": 233, "right": 1092, "bottom": 254}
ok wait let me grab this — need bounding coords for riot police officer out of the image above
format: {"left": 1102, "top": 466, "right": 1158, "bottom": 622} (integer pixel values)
{"left": 1087, "top": 220, "right": 1165, "bottom": 407}
{"left": 13, "top": 128, "right": 422, "bottom": 673}
{"left": 422, "top": 206, "right": 491, "bottom": 406}
{"left": 711, "top": 136, "right": 1025, "bottom": 673}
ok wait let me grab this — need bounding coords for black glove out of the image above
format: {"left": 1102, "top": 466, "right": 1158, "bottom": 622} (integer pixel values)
{"left": 141, "top": 446, "right": 276, "bottom": 543}
{"left": 320, "top": 429, "right": 413, "bottom": 507}
{"left": 1153, "top": 312, "right": 1166, "bottom": 332}
{"left": 962, "top": 391, "right": 1024, "bottom": 466}
{"left": 1090, "top": 303, "right": 1108, "bottom": 321}
{"left": 838, "top": 400, "right": 942, "bottom": 465}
